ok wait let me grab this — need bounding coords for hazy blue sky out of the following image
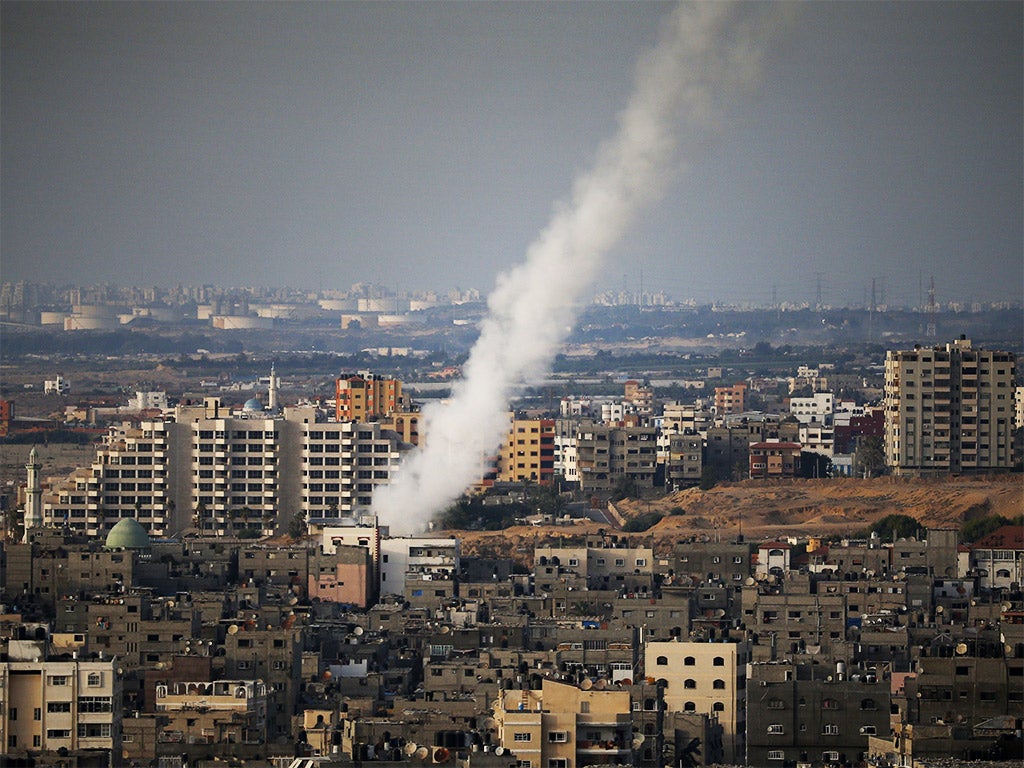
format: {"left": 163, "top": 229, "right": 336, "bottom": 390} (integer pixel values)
{"left": 2, "top": 1, "right": 1021, "bottom": 306}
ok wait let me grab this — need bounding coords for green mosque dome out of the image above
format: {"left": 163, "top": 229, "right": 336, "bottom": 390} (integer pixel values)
{"left": 105, "top": 517, "right": 151, "bottom": 550}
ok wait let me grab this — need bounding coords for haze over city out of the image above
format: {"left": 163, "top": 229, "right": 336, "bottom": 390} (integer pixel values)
{"left": 2, "top": 1, "right": 1021, "bottom": 307}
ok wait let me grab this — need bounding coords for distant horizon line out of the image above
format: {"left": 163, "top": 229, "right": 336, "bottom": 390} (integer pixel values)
{"left": 2, "top": 279, "right": 1021, "bottom": 312}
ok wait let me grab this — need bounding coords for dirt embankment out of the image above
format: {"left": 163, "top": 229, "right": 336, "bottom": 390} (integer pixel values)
{"left": 451, "top": 475, "right": 1023, "bottom": 562}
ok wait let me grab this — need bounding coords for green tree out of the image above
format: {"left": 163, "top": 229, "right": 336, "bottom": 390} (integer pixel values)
{"left": 287, "top": 511, "right": 307, "bottom": 540}
{"left": 623, "top": 511, "right": 663, "bottom": 532}
{"left": 856, "top": 435, "right": 886, "bottom": 478}
{"left": 867, "top": 513, "right": 920, "bottom": 541}
{"left": 699, "top": 465, "right": 718, "bottom": 491}
{"left": 961, "top": 514, "right": 1020, "bottom": 543}
{"left": 610, "top": 475, "right": 639, "bottom": 502}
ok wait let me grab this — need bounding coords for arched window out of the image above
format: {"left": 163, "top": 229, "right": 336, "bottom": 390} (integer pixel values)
{"left": 684, "top": 679, "right": 697, "bottom": 689}
{"left": 860, "top": 698, "right": 876, "bottom": 711}
{"left": 996, "top": 569, "right": 1011, "bottom": 578}
{"left": 713, "top": 679, "right": 726, "bottom": 690}
{"left": 684, "top": 701, "right": 696, "bottom": 712}
{"left": 713, "top": 656, "right": 725, "bottom": 666}
{"left": 656, "top": 656, "right": 669, "bottom": 666}
{"left": 712, "top": 702, "right": 725, "bottom": 712}
{"left": 684, "top": 656, "right": 696, "bottom": 666}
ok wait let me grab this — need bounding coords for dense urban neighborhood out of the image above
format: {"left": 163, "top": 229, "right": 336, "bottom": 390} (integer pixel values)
{"left": 0, "top": 283, "right": 1021, "bottom": 768}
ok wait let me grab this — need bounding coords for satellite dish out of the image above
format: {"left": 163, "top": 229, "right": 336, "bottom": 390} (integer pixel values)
{"left": 353, "top": 626, "right": 364, "bottom": 636}
{"left": 166, "top": 600, "right": 175, "bottom": 609}
{"left": 228, "top": 625, "right": 239, "bottom": 635}
{"left": 955, "top": 643, "right": 968, "bottom": 655}
{"left": 494, "top": 747, "right": 505, "bottom": 756}
{"left": 594, "top": 678, "right": 607, "bottom": 690}
{"left": 483, "top": 717, "right": 496, "bottom": 729}
{"left": 935, "top": 605, "right": 944, "bottom": 614}
{"left": 155, "top": 662, "right": 165, "bottom": 670}
{"left": 289, "top": 596, "right": 298, "bottom": 605}
{"left": 415, "top": 747, "right": 429, "bottom": 759}
{"left": 744, "top": 577, "right": 755, "bottom": 586}
{"left": 440, "top": 625, "right": 451, "bottom": 634}
{"left": 580, "top": 678, "right": 593, "bottom": 690}
{"left": 620, "top": 678, "right": 633, "bottom": 686}
{"left": 404, "top": 743, "right": 418, "bottom": 756}
{"left": 714, "top": 608, "right": 726, "bottom": 618}
{"left": 433, "top": 747, "right": 450, "bottom": 763}
{"left": 632, "top": 735, "right": 646, "bottom": 749}
{"left": 1002, "top": 602, "right": 1013, "bottom": 611}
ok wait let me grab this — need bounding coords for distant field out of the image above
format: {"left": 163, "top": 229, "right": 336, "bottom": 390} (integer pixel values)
{"left": 1, "top": 442, "right": 98, "bottom": 489}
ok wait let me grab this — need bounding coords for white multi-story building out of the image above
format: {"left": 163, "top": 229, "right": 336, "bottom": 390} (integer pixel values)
{"left": 297, "top": 416, "right": 405, "bottom": 521}
{"left": 799, "top": 423, "right": 835, "bottom": 457}
{"left": 41, "top": 395, "right": 412, "bottom": 540}
{"left": 378, "top": 536, "right": 460, "bottom": 599}
{"left": 789, "top": 392, "right": 834, "bottom": 425}
{"left": 180, "top": 398, "right": 281, "bottom": 536}
{"left": 42, "top": 420, "right": 173, "bottom": 537}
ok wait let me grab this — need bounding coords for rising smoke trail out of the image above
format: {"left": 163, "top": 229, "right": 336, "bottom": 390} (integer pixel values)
{"left": 374, "top": 2, "right": 779, "bottom": 534}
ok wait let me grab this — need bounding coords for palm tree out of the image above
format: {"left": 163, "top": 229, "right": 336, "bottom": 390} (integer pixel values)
{"left": 856, "top": 435, "right": 886, "bottom": 478}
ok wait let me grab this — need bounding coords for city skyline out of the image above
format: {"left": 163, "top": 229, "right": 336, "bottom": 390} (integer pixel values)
{"left": 2, "top": 2, "right": 1021, "bottom": 306}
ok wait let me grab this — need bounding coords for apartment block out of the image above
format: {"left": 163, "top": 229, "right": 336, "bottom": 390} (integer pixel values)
{"left": 748, "top": 441, "right": 803, "bottom": 479}
{"left": 644, "top": 640, "right": 749, "bottom": 764}
{"left": 493, "top": 678, "right": 633, "bottom": 768}
{"left": 714, "top": 383, "right": 747, "bottom": 416}
{"left": 884, "top": 337, "right": 1016, "bottom": 475}
{"left": 745, "top": 660, "right": 890, "bottom": 768}
{"left": 498, "top": 416, "right": 556, "bottom": 485}
{"left": 38, "top": 400, "right": 410, "bottom": 540}
{"left": 0, "top": 646, "right": 122, "bottom": 762}
{"left": 335, "top": 372, "right": 404, "bottom": 422}
{"left": 575, "top": 422, "right": 657, "bottom": 495}
{"left": 41, "top": 420, "right": 173, "bottom": 537}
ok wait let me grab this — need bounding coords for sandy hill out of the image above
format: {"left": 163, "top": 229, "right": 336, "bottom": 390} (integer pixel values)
{"left": 450, "top": 475, "right": 1022, "bottom": 561}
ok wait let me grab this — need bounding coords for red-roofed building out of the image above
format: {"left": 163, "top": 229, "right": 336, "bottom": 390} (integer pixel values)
{"left": 748, "top": 441, "right": 802, "bottom": 478}
{"left": 968, "top": 525, "right": 1024, "bottom": 591}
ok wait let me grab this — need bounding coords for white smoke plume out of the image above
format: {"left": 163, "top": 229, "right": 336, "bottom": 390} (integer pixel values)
{"left": 374, "top": 3, "right": 778, "bottom": 534}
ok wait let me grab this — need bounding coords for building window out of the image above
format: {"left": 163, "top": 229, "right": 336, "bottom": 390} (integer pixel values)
{"left": 767, "top": 724, "right": 784, "bottom": 734}
{"left": 713, "top": 702, "right": 725, "bottom": 712}
{"left": 548, "top": 732, "right": 568, "bottom": 743}
{"left": 684, "top": 656, "right": 696, "bottom": 666}
{"left": 713, "top": 679, "right": 726, "bottom": 690}
{"left": 656, "top": 656, "right": 669, "bottom": 666}
{"left": 767, "top": 751, "right": 785, "bottom": 761}
{"left": 580, "top": 701, "right": 590, "bottom": 713}
{"left": 514, "top": 733, "right": 532, "bottom": 742}
{"left": 713, "top": 656, "right": 725, "bottom": 666}
{"left": 823, "top": 724, "right": 839, "bottom": 735}
{"left": 547, "top": 761, "right": 568, "bottom": 768}
{"left": 86, "top": 672, "right": 102, "bottom": 687}
{"left": 684, "top": 679, "right": 696, "bottom": 689}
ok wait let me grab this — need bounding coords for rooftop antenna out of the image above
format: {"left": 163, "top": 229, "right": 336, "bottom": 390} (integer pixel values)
{"left": 926, "top": 276, "right": 937, "bottom": 338}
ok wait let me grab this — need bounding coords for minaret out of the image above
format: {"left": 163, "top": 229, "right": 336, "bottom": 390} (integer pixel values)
{"left": 268, "top": 364, "right": 279, "bottom": 412}
{"left": 23, "top": 447, "right": 42, "bottom": 542}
